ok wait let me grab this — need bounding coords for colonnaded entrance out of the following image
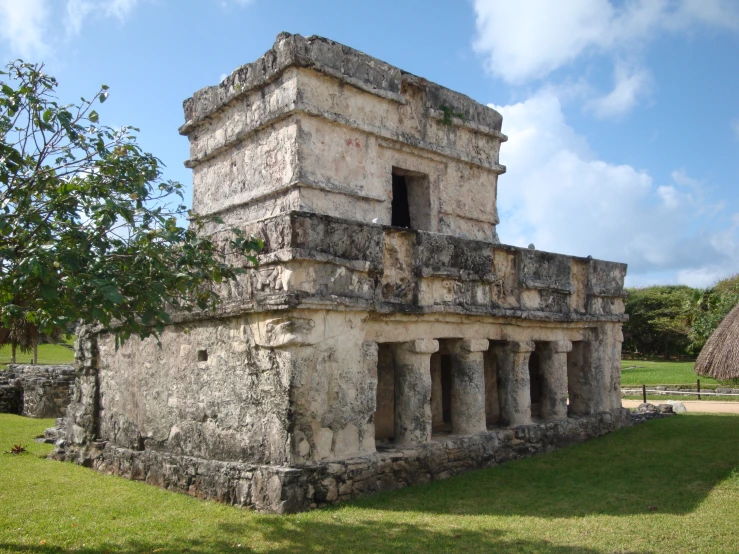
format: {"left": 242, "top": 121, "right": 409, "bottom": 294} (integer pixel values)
{"left": 373, "top": 337, "right": 592, "bottom": 447}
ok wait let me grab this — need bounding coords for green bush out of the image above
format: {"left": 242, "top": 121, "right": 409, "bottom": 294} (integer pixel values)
{"left": 623, "top": 275, "right": 739, "bottom": 359}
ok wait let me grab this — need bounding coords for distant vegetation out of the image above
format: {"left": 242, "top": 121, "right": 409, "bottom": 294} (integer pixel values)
{"left": 623, "top": 274, "right": 739, "bottom": 359}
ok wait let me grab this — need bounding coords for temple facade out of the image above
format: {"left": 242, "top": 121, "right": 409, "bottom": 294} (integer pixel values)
{"left": 55, "top": 33, "right": 630, "bottom": 513}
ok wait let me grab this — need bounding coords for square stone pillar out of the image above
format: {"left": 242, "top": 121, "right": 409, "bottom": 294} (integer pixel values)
{"left": 538, "top": 340, "right": 572, "bottom": 421}
{"left": 497, "top": 340, "right": 534, "bottom": 427}
{"left": 449, "top": 339, "right": 488, "bottom": 435}
{"left": 392, "top": 339, "right": 439, "bottom": 445}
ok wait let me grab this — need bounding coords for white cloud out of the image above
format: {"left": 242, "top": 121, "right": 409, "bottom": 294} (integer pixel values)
{"left": 0, "top": 0, "right": 144, "bottom": 58}
{"left": 585, "top": 63, "right": 653, "bottom": 119}
{"left": 473, "top": 0, "right": 739, "bottom": 117}
{"left": 492, "top": 91, "right": 739, "bottom": 286}
{"left": 473, "top": 0, "right": 614, "bottom": 84}
{"left": 474, "top": 0, "right": 739, "bottom": 84}
{"left": 0, "top": 0, "right": 51, "bottom": 59}
{"left": 65, "top": 0, "right": 142, "bottom": 37}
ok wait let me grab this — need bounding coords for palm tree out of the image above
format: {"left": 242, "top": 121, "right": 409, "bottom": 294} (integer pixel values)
{"left": 0, "top": 321, "right": 63, "bottom": 364}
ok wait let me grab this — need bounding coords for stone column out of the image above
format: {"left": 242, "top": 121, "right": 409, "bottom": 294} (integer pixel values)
{"left": 392, "top": 339, "right": 439, "bottom": 445}
{"left": 538, "top": 340, "right": 572, "bottom": 421}
{"left": 567, "top": 341, "right": 594, "bottom": 415}
{"left": 449, "top": 339, "right": 488, "bottom": 435}
{"left": 497, "top": 340, "right": 534, "bottom": 427}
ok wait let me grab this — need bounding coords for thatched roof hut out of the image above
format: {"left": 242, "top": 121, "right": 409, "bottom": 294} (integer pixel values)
{"left": 695, "top": 303, "right": 739, "bottom": 380}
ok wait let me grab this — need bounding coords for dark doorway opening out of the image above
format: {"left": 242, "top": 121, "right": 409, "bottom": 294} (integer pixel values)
{"left": 484, "top": 345, "right": 501, "bottom": 426}
{"left": 374, "top": 343, "right": 395, "bottom": 445}
{"left": 431, "top": 349, "right": 453, "bottom": 435}
{"left": 440, "top": 354, "right": 452, "bottom": 425}
{"left": 391, "top": 174, "right": 411, "bottom": 228}
{"left": 529, "top": 349, "right": 542, "bottom": 418}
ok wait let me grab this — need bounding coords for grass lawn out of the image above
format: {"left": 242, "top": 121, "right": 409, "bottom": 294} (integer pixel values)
{"left": 2, "top": 414, "right": 739, "bottom": 553}
{"left": 621, "top": 359, "right": 719, "bottom": 386}
{"left": 0, "top": 340, "right": 74, "bottom": 370}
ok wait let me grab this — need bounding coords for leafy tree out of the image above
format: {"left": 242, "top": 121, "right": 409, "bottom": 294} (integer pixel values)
{"left": 0, "top": 61, "right": 261, "bottom": 351}
{"left": 623, "top": 285, "right": 695, "bottom": 358}
{"left": 688, "top": 274, "right": 739, "bottom": 354}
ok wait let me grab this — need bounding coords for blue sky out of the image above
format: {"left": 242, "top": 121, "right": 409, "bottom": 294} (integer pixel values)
{"left": 1, "top": 0, "right": 738, "bottom": 288}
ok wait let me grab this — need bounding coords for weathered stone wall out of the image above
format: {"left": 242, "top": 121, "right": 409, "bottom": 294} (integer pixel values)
{"left": 0, "top": 372, "right": 21, "bottom": 414}
{"left": 0, "top": 365, "right": 75, "bottom": 418}
{"left": 182, "top": 33, "right": 506, "bottom": 242}
{"left": 54, "top": 409, "right": 631, "bottom": 513}
{"left": 62, "top": 309, "right": 625, "bottom": 465}
{"left": 201, "top": 211, "right": 627, "bottom": 322}
{"left": 92, "top": 320, "right": 293, "bottom": 464}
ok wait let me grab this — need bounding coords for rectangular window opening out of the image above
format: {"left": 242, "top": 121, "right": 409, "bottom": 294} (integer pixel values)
{"left": 391, "top": 168, "right": 431, "bottom": 231}
{"left": 391, "top": 174, "right": 411, "bottom": 228}
{"left": 197, "top": 349, "right": 208, "bottom": 362}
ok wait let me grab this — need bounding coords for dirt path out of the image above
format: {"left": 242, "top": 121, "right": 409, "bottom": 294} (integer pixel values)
{"left": 622, "top": 399, "right": 739, "bottom": 414}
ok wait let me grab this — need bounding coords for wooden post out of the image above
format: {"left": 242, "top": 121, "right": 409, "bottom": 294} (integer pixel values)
{"left": 697, "top": 379, "right": 701, "bottom": 400}
{"left": 32, "top": 343, "right": 38, "bottom": 365}
{"left": 642, "top": 384, "right": 646, "bottom": 404}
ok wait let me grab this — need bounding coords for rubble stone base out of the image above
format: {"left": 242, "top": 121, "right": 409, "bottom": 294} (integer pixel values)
{"left": 52, "top": 409, "right": 631, "bottom": 513}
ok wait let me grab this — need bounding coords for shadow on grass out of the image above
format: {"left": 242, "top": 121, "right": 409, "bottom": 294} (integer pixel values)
{"left": 1, "top": 416, "right": 736, "bottom": 553}
{"left": 346, "top": 414, "right": 739, "bottom": 518}
{"left": 0, "top": 522, "right": 617, "bottom": 554}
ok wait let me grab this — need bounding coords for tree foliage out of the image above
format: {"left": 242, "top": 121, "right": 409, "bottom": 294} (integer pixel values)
{"left": 687, "top": 274, "right": 739, "bottom": 354}
{"left": 623, "top": 275, "right": 739, "bottom": 359}
{"left": 623, "top": 285, "right": 694, "bottom": 358}
{"left": 0, "top": 61, "right": 261, "bottom": 347}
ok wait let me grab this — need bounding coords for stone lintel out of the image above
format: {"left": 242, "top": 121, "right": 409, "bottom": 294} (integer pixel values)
{"left": 453, "top": 339, "right": 489, "bottom": 353}
{"left": 404, "top": 339, "right": 440, "bottom": 354}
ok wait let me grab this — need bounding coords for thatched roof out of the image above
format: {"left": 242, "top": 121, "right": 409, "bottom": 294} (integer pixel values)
{"left": 695, "top": 303, "right": 739, "bottom": 380}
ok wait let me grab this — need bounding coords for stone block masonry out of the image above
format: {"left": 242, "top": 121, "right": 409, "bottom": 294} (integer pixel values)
{"left": 52, "top": 32, "right": 630, "bottom": 513}
{"left": 0, "top": 365, "right": 75, "bottom": 418}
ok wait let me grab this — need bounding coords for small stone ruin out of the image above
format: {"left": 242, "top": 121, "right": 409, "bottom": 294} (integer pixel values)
{"left": 0, "top": 364, "right": 75, "bottom": 418}
{"left": 53, "top": 33, "right": 630, "bottom": 513}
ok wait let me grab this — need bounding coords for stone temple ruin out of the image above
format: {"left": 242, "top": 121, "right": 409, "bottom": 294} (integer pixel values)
{"left": 54, "top": 33, "right": 630, "bottom": 513}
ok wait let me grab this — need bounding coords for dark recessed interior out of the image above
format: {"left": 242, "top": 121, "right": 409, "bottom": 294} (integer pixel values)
{"left": 391, "top": 174, "right": 411, "bottom": 228}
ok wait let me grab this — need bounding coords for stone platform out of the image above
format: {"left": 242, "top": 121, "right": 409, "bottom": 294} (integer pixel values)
{"left": 54, "top": 409, "right": 630, "bottom": 513}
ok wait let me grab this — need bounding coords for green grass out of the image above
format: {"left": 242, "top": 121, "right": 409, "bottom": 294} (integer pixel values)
{"left": 2, "top": 414, "right": 739, "bottom": 553}
{"left": 0, "top": 342, "right": 74, "bottom": 369}
{"left": 621, "top": 359, "right": 719, "bottom": 386}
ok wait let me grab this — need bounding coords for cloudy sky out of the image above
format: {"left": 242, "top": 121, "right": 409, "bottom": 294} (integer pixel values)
{"left": 1, "top": 0, "right": 738, "bottom": 288}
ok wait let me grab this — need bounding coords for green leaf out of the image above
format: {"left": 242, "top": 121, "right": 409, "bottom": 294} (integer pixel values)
{"left": 89, "top": 110, "right": 99, "bottom": 123}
